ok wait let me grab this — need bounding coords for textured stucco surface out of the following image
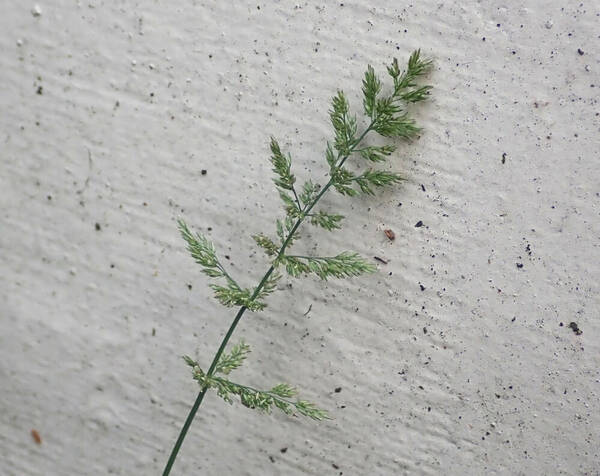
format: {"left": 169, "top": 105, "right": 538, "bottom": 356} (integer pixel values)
{"left": 1, "top": 1, "right": 599, "bottom": 475}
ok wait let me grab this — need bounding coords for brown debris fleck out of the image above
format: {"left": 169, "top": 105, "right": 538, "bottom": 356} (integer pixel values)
{"left": 31, "top": 429, "right": 42, "bottom": 444}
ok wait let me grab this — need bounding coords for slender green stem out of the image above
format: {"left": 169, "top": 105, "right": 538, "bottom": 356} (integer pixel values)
{"left": 162, "top": 120, "right": 374, "bottom": 476}
{"left": 216, "top": 263, "right": 240, "bottom": 290}
{"left": 291, "top": 185, "right": 302, "bottom": 210}
{"left": 162, "top": 277, "right": 272, "bottom": 476}
{"left": 161, "top": 388, "right": 207, "bottom": 476}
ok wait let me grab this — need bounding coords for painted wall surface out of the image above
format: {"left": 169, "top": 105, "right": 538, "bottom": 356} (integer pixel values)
{"left": 1, "top": 1, "right": 598, "bottom": 475}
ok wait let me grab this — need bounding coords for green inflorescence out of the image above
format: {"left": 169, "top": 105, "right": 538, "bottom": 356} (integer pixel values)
{"left": 163, "top": 49, "right": 433, "bottom": 476}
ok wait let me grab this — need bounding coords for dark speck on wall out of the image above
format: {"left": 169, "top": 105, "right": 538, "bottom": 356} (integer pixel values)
{"left": 334, "top": 387, "right": 342, "bottom": 393}
{"left": 95, "top": 222, "right": 101, "bottom": 231}
{"left": 201, "top": 169, "right": 207, "bottom": 175}
{"left": 577, "top": 48, "right": 584, "bottom": 55}
{"left": 415, "top": 220, "right": 423, "bottom": 228}
{"left": 568, "top": 322, "right": 582, "bottom": 335}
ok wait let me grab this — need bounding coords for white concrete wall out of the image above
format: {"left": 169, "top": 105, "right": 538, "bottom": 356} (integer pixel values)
{"left": 1, "top": 1, "right": 598, "bottom": 475}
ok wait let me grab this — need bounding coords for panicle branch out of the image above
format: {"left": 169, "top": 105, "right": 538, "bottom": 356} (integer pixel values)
{"left": 184, "top": 347, "right": 329, "bottom": 421}
{"left": 278, "top": 252, "right": 376, "bottom": 280}
{"left": 178, "top": 219, "right": 269, "bottom": 311}
{"left": 214, "top": 340, "right": 250, "bottom": 375}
